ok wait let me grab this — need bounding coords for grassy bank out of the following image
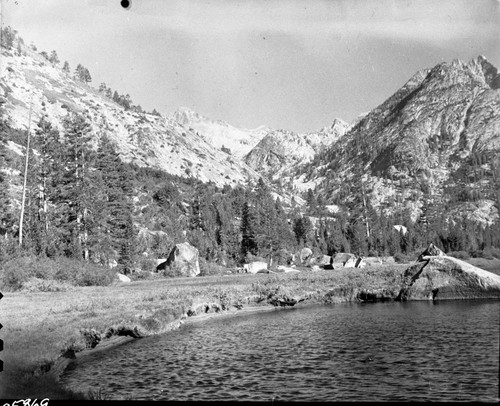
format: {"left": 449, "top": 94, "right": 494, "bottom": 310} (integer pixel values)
{"left": 1, "top": 259, "right": 498, "bottom": 399}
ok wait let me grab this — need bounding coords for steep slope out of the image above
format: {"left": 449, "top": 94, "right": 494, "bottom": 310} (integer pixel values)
{"left": 171, "top": 108, "right": 270, "bottom": 159}
{"left": 0, "top": 46, "right": 261, "bottom": 188}
{"left": 244, "top": 118, "right": 347, "bottom": 185}
{"left": 304, "top": 56, "right": 500, "bottom": 226}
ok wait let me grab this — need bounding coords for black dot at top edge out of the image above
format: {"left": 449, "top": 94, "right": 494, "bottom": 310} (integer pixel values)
{"left": 121, "top": 0, "right": 131, "bottom": 9}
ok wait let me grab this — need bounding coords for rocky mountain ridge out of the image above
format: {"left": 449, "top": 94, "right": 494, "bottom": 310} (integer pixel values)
{"left": 0, "top": 44, "right": 266, "bottom": 189}
{"left": 244, "top": 118, "right": 348, "bottom": 183}
{"left": 300, "top": 55, "right": 500, "bottom": 227}
{"left": 171, "top": 107, "right": 271, "bottom": 159}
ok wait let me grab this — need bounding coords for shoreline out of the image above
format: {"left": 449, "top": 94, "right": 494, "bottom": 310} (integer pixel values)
{"left": 63, "top": 302, "right": 278, "bottom": 371}
{"left": 2, "top": 258, "right": 500, "bottom": 400}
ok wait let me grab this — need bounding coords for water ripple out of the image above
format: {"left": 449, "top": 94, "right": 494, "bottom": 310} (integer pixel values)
{"left": 61, "top": 300, "right": 500, "bottom": 401}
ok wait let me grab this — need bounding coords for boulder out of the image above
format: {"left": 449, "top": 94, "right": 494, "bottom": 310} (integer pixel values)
{"left": 417, "top": 243, "right": 446, "bottom": 262}
{"left": 343, "top": 257, "right": 357, "bottom": 268}
{"left": 116, "top": 273, "right": 131, "bottom": 283}
{"left": 363, "top": 256, "right": 383, "bottom": 266}
{"left": 398, "top": 256, "right": 500, "bottom": 301}
{"left": 393, "top": 225, "right": 408, "bottom": 235}
{"left": 311, "top": 265, "right": 322, "bottom": 272}
{"left": 333, "top": 252, "right": 356, "bottom": 264}
{"left": 299, "top": 248, "right": 313, "bottom": 263}
{"left": 156, "top": 242, "right": 201, "bottom": 277}
{"left": 276, "top": 265, "right": 300, "bottom": 273}
{"left": 243, "top": 261, "right": 268, "bottom": 274}
{"left": 355, "top": 257, "right": 366, "bottom": 268}
{"left": 156, "top": 258, "right": 167, "bottom": 266}
{"left": 309, "top": 255, "right": 332, "bottom": 267}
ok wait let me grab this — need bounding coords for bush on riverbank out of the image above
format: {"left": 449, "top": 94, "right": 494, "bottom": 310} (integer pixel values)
{"left": 0, "top": 255, "right": 116, "bottom": 291}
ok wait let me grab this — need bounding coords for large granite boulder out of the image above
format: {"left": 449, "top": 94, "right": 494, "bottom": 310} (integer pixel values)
{"left": 363, "top": 257, "right": 383, "bottom": 266}
{"left": 244, "top": 261, "right": 268, "bottom": 274}
{"left": 355, "top": 257, "right": 366, "bottom": 268}
{"left": 299, "top": 248, "right": 313, "bottom": 263}
{"left": 309, "top": 255, "right": 332, "bottom": 267}
{"left": 417, "top": 243, "right": 446, "bottom": 262}
{"left": 157, "top": 242, "right": 201, "bottom": 277}
{"left": 343, "top": 257, "right": 357, "bottom": 268}
{"left": 333, "top": 252, "right": 356, "bottom": 264}
{"left": 116, "top": 273, "right": 131, "bottom": 283}
{"left": 276, "top": 265, "right": 300, "bottom": 273}
{"left": 398, "top": 256, "right": 500, "bottom": 301}
{"left": 343, "top": 256, "right": 365, "bottom": 268}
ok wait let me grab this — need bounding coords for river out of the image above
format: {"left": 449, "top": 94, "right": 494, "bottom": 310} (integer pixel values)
{"left": 61, "top": 300, "right": 500, "bottom": 401}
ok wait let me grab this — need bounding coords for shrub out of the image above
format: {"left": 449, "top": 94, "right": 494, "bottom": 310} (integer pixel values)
{"left": 136, "top": 256, "right": 157, "bottom": 273}
{"left": 161, "top": 262, "right": 185, "bottom": 278}
{"left": 474, "top": 247, "right": 500, "bottom": 260}
{"left": 0, "top": 257, "right": 32, "bottom": 291}
{"left": 0, "top": 255, "right": 116, "bottom": 291}
{"left": 483, "top": 247, "right": 500, "bottom": 259}
{"left": 393, "top": 253, "right": 413, "bottom": 263}
{"left": 199, "top": 258, "right": 228, "bottom": 276}
{"left": 130, "top": 270, "right": 157, "bottom": 281}
{"left": 20, "top": 277, "right": 74, "bottom": 292}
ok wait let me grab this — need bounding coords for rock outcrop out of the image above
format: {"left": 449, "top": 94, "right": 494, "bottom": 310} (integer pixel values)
{"left": 299, "top": 248, "right": 313, "bottom": 263}
{"left": 417, "top": 243, "right": 446, "bottom": 262}
{"left": 308, "top": 255, "right": 332, "bottom": 268}
{"left": 276, "top": 265, "right": 300, "bottom": 273}
{"left": 333, "top": 252, "right": 356, "bottom": 264}
{"left": 157, "top": 242, "right": 201, "bottom": 277}
{"left": 243, "top": 261, "right": 268, "bottom": 274}
{"left": 397, "top": 256, "right": 500, "bottom": 301}
{"left": 116, "top": 273, "right": 131, "bottom": 283}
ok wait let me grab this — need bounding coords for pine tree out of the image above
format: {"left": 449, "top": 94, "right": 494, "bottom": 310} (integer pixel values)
{"left": 0, "top": 26, "right": 16, "bottom": 49}
{"left": 293, "top": 215, "right": 313, "bottom": 246}
{"left": 240, "top": 201, "right": 258, "bottom": 261}
{"left": 59, "top": 112, "right": 95, "bottom": 259}
{"left": 82, "top": 67, "right": 92, "bottom": 83}
{"left": 93, "top": 135, "right": 136, "bottom": 270}
{"left": 62, "top": 61, "right": 70, "bottom": 74}
{"left": 74, "top": 64, "right": 83, "bottom": 79}
{"left": 22, "top": 115, "right": 64, "bottom": 255}
{"left": 306, "top": 188, "right": 317, "bottom": 214}
{"left": 49, "top": 50, "right": 59, "bottom": 65}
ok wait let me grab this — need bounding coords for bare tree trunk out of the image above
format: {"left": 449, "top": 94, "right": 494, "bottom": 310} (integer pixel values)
{"left": 361, "top": 181, "right": 370, "bottom": 238}
{"left": 18, "top": 95, "right": 33, "bottom": 246}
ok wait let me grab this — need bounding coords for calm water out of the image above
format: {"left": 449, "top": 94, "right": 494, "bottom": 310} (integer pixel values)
{"left": 61, "top": 301, "right": 500, "bottom": 401}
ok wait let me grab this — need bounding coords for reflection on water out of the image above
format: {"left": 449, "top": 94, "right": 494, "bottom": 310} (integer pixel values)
{"left": 61, "top": 300, "right": 500, "bottom": 401}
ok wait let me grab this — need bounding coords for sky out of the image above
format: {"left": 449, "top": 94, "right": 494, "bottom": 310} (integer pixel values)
{"left": 2, "top": 0, "right": 499, "bottom": 132}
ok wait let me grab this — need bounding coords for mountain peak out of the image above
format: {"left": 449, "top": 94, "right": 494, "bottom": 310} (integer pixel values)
{"left": 172, "top": 107, "right": 204, "bottom": 125}
{"left": 472, "top": 55, "right": 500, "bottom": 89}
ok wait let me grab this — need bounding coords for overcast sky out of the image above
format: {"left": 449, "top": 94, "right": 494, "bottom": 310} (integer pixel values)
{"left": 2, "top": 0, "right": 499, "bottom": 132}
